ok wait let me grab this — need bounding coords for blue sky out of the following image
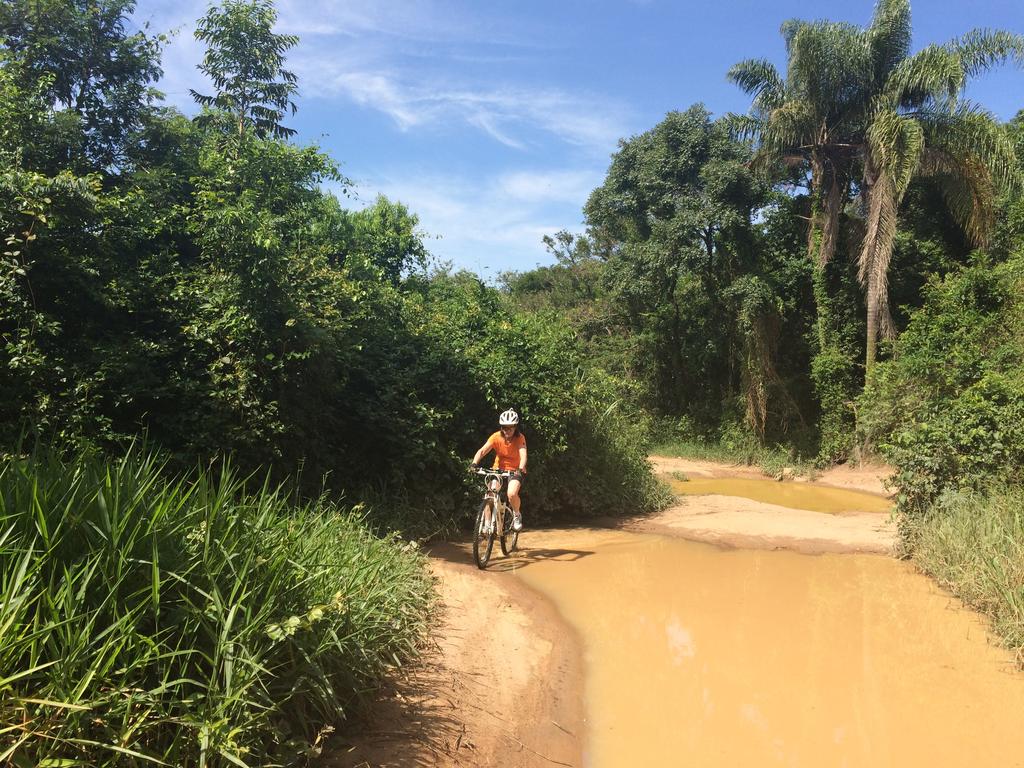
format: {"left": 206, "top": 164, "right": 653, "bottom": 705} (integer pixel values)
{"left": 133, "top": 0, "right": 1024, "bottom": 276}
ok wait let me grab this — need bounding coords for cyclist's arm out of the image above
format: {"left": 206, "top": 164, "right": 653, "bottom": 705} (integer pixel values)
{"left": 471, "top": 440, "right": 493, "bottom": 466}
{"left": 518, "top": 444, "right": 527, "bottom": 473}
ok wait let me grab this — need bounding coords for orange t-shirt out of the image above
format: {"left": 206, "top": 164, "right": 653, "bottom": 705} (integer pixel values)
{"left": 486, "top": 431, "right": 526, "bottom": 471}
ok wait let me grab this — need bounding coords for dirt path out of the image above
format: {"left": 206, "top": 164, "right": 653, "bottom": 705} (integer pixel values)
{"left": 329, "top": 543, "right": 584, "bottom": 767}
{"left": 329, "top": 455, "right": 896, "bottom": 765}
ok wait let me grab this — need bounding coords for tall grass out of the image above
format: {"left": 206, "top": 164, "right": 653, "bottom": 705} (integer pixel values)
{"left": 910, "top": 487, "right": 1024, "bottom": 663}
{"left": 0, "top": 446, "right": 433, "bottom": 766}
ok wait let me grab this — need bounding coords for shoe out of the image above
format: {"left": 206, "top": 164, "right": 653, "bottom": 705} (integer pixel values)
{"left": 512, "top": 512, "right": 522, "bottom": 531}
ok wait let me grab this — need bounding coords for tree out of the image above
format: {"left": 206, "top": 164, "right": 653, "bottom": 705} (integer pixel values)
{"left": 585, "top": 106, "right": 771, "bottom": 428}
{"left": 728, "top": 18, "right": 867, "bottom": 273}
{"left": 191, "top": 0, "right": 299, "bottom": 141}
{"left": 728, "top": 17, "right": 872, "bottom": 460}
{"left": 346, "top": 196, "right": 429, "bottom": 286}
{"left": 729, "top": 0, "right": 1024, "bottom": 458}
{"left": 854, "top": 9, "right": 1024, "bottom": 370}
{"left": 0, "top": 0, "right": 163, "bottom": 171}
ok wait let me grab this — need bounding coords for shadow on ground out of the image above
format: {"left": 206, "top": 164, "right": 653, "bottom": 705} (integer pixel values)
{"left": 428, "top": 538, "right": 594, "bottom": 573}
{"left": 327, "top": 649, "right": 465, "bottom": 767}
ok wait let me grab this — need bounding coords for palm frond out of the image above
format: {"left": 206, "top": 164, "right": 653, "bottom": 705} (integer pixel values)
{"left": 881, "top": 45, "right": 963, "bottom": 110}
{"left": 788, "top": 21, "right": 871, "bottom": 114}
{"left": 867, "top": 0, "right": 912, "bottom": 82}
{"left": 916, "top": 103, "right": 1021, "bottom": 245}
{"left": 762, "top": 99, "right": 817, "bottom": 151}
{"left": 952, "top": 28, "right": 1024, "bottom": 78}
{"left": 857, "top": 162, "right": 900, "bottom": 342}
{"left": 727, "top": 59, "right": 784, "bottom": 112}
{"left": 867, "top": 108, "right": 924, "bottom": 196}
{"left": 930, "top": 154, "right": 995, "bottom": 245}
{"left": 780, "top": 19, "right": 804, "bottom": 55}
{"left": 922, "top": 102, "right": 1024, "bottom": 194}
{"left": 722, "top": 112, "right": 764, "bottom": 142}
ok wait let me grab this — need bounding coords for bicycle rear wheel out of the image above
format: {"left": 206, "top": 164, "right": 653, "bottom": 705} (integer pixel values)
{"left": 473, "top": 499, "right": 496, "bottom": 569}
{"left": 500, "top": 507, "right": 519, "bottom": 556}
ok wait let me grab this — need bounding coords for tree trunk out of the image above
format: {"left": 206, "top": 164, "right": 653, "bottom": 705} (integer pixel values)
{"left": 865, "top": 289, "right": 879, "bottom": 373}
{"left": 858, "top": 154, "right": 897, "bottom": 375}
{"left": 807, "top": 153, "right": 856, "bottom": 462}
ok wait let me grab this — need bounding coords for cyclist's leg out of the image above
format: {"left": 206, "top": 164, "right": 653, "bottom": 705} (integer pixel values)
{"left": 508, "top": 477, "right": 523, "bottom": 527}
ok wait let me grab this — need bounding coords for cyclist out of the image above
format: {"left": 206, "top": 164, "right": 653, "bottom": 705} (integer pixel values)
{"left": 471, "top": 408, "right": 527, "bottom": 531}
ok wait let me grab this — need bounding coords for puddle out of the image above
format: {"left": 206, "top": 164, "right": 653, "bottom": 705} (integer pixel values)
{"left": 666, "top": 477, "right": 891, "bottom": 513}
{"left": 512, "top": 529, "right": 1024, "bottom": 767}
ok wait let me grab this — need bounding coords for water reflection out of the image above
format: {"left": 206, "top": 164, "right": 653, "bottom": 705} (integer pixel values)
{"left": 667, "top": 477, "right": 892, "bottom": 513}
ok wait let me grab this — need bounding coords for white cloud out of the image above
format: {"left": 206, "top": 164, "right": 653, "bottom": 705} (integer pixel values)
{"left": 302, "top": 66, "right": 630, "bottom": 154}
{"left": 275, "top": 0, "right": 483, "bottom": 43}
{"left": 329, "top": 71, "right": 428, "bottom": 129}
{"left": 497, "top": 169, "right": 600, "bottom": 204}
{"left": 336, "top": 168, "right": 597, "bottom": 273}
{"left": 131, "top": 1, "right": 621, "bottom": 272}
{"left": 135, "top": 1, "right": 631, "bottom": 153}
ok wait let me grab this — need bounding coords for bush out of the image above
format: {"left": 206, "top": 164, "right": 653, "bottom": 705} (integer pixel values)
{"left": 0, "top": 445, "right": 432, "bottom": 766}
{"left": 409, "top": 272, "right": 672, "bottom": 524}
{"left": 859, "top": 252, "right": 1024, "bottom": 521}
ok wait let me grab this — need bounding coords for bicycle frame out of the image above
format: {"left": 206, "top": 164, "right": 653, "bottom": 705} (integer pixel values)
{"left": 481, "top": 471, "right": 508, "bottom": 531}
{"left": 472, "top": 467, "right": 519, "bottom": 568}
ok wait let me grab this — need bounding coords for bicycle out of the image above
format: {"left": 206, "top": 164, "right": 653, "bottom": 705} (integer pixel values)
{"left": 471, "top": 467, "right": 521, "bottom": 569}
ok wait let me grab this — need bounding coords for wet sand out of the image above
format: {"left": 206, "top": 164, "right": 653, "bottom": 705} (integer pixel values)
{"left": 329, "top": 544, "right": 585, "bottom": 767}
{"left": 638, "top": 458, "right": 897, "bottom": 554}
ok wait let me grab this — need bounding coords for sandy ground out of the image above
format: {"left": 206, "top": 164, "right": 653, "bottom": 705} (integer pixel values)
{"left": 328, "top": 543, "right": 584, "bottom": 767}
{"left": 627, "top": 494, "right": 897, "bottom": 554}
{"left": 642, "top": 455, "right": 896, "bottom": 554}
{"left": 327, "top": 455, "right": 895, "bottom": 765}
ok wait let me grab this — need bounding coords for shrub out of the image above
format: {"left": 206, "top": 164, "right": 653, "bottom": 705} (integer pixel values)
{"left": 859, "top": 252, "right": 1024, "bottom": 521}
{"left": 409, "top": 272, "right": 672, "bottom": 524}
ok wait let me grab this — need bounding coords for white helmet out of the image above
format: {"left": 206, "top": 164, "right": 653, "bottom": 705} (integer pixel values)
{"left": 498, "top": 409, "right": 520, "bottom": 426}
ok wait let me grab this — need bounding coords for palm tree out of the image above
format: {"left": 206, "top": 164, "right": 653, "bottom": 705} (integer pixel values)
{"left": 728, "top": 18, "right": 873, "bottom": 459}
{"left": 728, "top": 20, "right": 868, "bottom": 278}
{"left": 731, "top": 0, "right": 1023, "bottom": 375}
{"left": 855, "top": 7, "right": 1023, "bottom": 370}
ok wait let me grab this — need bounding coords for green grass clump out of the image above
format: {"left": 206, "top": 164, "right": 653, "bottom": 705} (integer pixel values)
{"left": 0, "top": 446, "right": 433, "bottom": 766}
{"left": 909, "top": 487, "right": 1024, "bottom": 662}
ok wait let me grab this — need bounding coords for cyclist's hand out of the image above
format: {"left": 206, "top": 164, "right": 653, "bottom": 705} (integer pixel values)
{"left": 512, "top": 469, "right": 523, "bottom": 479}
{"left": 470, "top": 462, "right": 480, "bottom": 472}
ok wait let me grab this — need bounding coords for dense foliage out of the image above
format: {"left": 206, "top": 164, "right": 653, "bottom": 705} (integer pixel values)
{"left": 507, "top": 2, "right": 1023, "bottom": 470}
{"left": 860, "top": 251, "right": 1024, "bottom": 519}
{"left": 0, "top": 446, "right": 431, "bottom": 766}
{"left": 0, "top": 2, "right": 667, "bottom": 764}
{"left": 506, "top": 108, "right": 820, "bottom": 454}
{"left": 0, "top": 0, "right": 663, "bottom": 529}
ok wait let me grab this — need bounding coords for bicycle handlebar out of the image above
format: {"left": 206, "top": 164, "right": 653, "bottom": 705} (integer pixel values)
{"left": 472, "top": 467, "right": 521, "bottom": 477}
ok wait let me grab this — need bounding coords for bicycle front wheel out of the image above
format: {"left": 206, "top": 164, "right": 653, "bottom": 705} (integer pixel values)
{"left": 473, "top": 499, "right": 496, "bottom": 569}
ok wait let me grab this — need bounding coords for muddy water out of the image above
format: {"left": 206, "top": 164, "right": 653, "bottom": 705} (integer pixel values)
{"left": 668, "top": 477, "right": 892, "bottom": 513}
{"left": 511, "top": 529, "right": 1024, "bottom": 767}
